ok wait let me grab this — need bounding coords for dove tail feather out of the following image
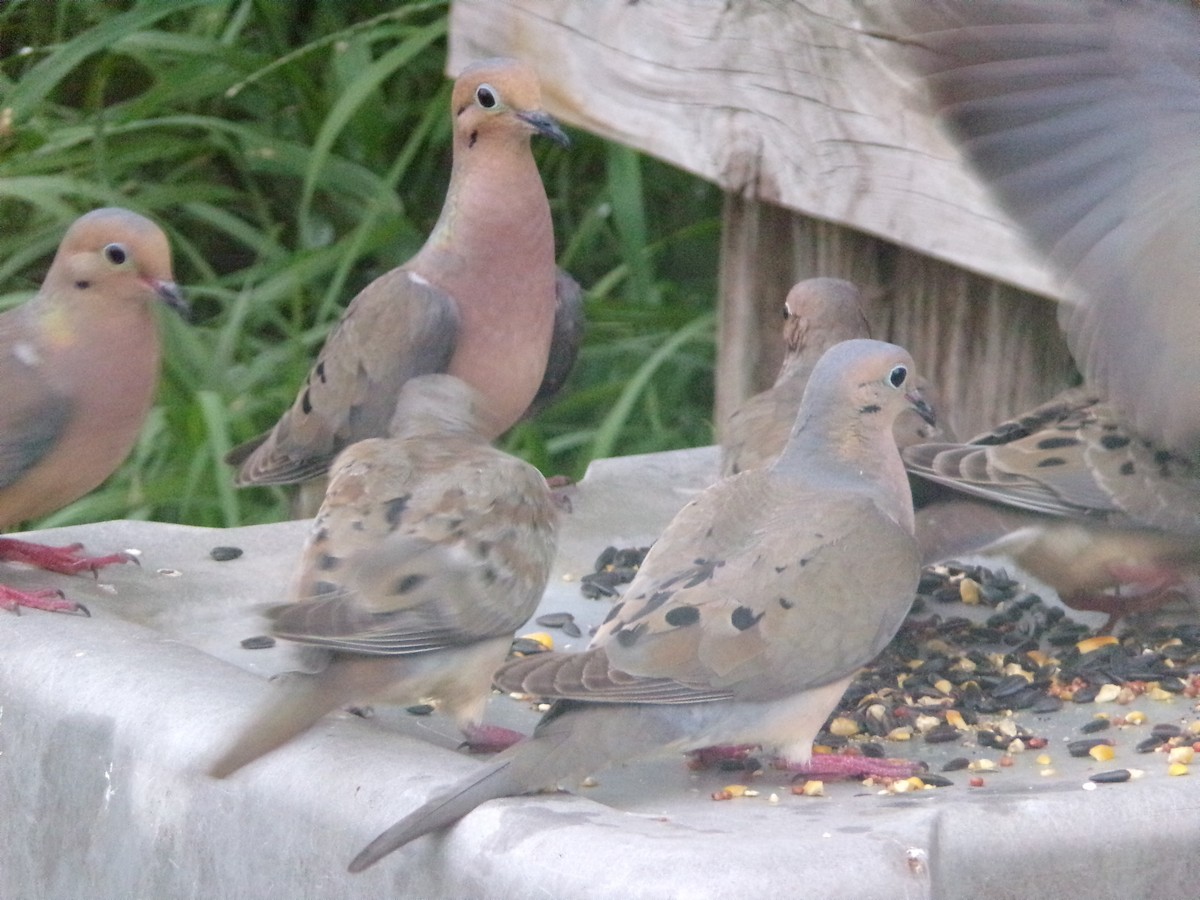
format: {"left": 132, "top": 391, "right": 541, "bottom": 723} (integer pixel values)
{"left": 208, "top": 674, "right": 351, "bottom": 779}
{"left": 348, "top": 755, "right": 524, "bottom": 872}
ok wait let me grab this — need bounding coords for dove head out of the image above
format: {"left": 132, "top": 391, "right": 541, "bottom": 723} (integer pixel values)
{"left": 781, "top": 278, "right": 871, "bottom": 356}
{"left": 783, "top": 339, "right": 936, "bottom": 465}
{"left": 43, "top": 208, "right": 186, "bottom": 317}
{"left": 451, "top": 57, "right": 570, "bottom": 149}
{"left": 387, "top": 374, "right": 497, "bottom": 439}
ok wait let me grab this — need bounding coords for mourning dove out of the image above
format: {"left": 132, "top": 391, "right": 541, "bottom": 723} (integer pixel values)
{"left": 0, "top": 208, "right": 185, "bottom": 614}
{"left": 721, "top": 278, "right": 943, "bottom": 477}
{"left": 228, "top": 57, "right": 575, "bottom": 486}
{"left": 905, "top": 388, "right": 1200, "bottom": 630}
{"left": 899, "top": 0, "right": 1200, "bottom": 458}
{"left": 349, "top": 339, "right": 934, "bottom": 871}
{"left": 209, "top": 374, "right": 559, "bottom": 778}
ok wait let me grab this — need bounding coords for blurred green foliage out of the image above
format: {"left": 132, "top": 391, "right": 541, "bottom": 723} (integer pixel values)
{"left": 0, "top": 0, "right": 721, "bottom": 528}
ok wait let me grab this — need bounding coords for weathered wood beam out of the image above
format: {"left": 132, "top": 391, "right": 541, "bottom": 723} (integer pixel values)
{"left": 447, "top": 0, "right": 1060, "bottom": 302}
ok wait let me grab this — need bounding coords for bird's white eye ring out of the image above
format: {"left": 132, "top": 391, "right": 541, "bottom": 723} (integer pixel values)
{"left": 888, "top": 365, "right": 908, "bottom": 388}
{"left": 476, "top": 84, "right": 498, "bottom": 109}
{"left": 104, "top": 243, "right": 128, "bottom": 266}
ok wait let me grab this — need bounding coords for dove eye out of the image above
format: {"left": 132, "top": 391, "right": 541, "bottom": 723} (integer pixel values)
{"left": 888, "top": 365, "right": 908, "bottom": 388}
{"left": 782, "top": 304, "right": 790, "bottom": 320}
{"left": 103, "top": 243, "right": 128, "bottom": 266}
{"left": 476, "top": 84, "right": 498, "bottom": 109}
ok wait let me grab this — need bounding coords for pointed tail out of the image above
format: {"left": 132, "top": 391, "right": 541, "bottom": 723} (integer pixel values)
{"left": 348, "top": 753, "right": 524, "bottom": 872}
{"left": 208, "top": 673, "right": 348, "bottom": 779}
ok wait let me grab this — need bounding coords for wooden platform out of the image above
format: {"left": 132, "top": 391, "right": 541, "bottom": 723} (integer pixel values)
{"left": 447, "top": 0, "right": 1079, "bottom": 440}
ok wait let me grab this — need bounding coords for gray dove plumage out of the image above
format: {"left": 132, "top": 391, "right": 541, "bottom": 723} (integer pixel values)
{"left": 349, "top": 339, "right": 933, "bottom": 871}
{"left": 209, "top": 375, "right": 559, "bottom": 778}
{"left": 900, "top": 0, "right": 1200, "bottom": 458}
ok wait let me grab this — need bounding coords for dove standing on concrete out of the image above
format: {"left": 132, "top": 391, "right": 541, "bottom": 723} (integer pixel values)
{"left": 209, "top": 375, "right": 558, "bottom": 779}
{"left": 722, "top": 278, "right": 944, "bottom": 477}
{"left": 0, "top": 208, "right": 185, "bottom": 614}
{"left": 349, "top": 339, "right": 934, "bottom": 871}
{"left": 228, "top": 57, "right": 576, "bottom": 486}
{"left": 905, "top": 389, "right": 1200, "bottom": 631}
{"left": 899, "top": 0, "right": 1200, "bottom": 458}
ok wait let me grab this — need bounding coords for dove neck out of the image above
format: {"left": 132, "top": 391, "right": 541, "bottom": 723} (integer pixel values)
{"left": 421, "top": 132, "right": 554, "bottom": 279}
{"left": 777, "top": 406, "right": 915, "bottom": 532}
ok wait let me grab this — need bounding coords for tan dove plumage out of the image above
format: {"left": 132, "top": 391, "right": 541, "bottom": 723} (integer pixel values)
{"left": 209, "top": 374, "right": 558, "bottom": 779}
{"left": 721, "top": 278, "right": 944, "bottom": 477}
{"left": 899, "top": 0, "right": 1200, "bottom": 458}
{"left": 228, "top": 57, "right": 576, "bottom": 486}
{"left": 348, "top": 339, "right": 934, "bottom": 871}
{"left": 0, "top": 207, "right": 185, "bottom": 614}
{"left": 905, "top": 388, "right": 1200, "bottom": 630}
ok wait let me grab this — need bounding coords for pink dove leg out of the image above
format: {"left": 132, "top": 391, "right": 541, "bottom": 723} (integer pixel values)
{"left": 0, "top": 584, "right": 87, "bottom": 616}
{"left": 780, "top": 752, "right": 922, "bottom": 781}
{"left": 461, "top": 723, "right": 527, "bottom": 754}
{"left": 1064, "top": 563, "right": 1186, "bottom": 635}
{"left": 0, "top": 538, "right": 135, "bottom": 615}
{"left": 0, "top": 538, "right": 135, "bottom": 575}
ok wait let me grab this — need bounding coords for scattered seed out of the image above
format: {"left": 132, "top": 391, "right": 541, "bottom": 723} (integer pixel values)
{"left": 535, "top": 612, "right": 575, "bottom": 629}
{"left": 1077, "top": 635, "right": 1119, "bottom": 654}
{"left": 1068, "top": 738, "right": 1115, "bottom": 758}
{"left": 793, "top": 780, "right": 825, "bottom": 797}
{"left": 829, "top": 716, "right": 859, "bottom": 737}
{"left": 1089, "top": 744, "right": 1115, "bottom": 762}
{"left": 1089, "top": 769, "right": 1131, "bottom": 784}
{"left": 405, "top": 704, "right": 434, "bottom": 716}
{"left": 1080, "top": 718, "right": 1111, "bottom": 734}
{"left": 240, "top": 635, "right": 275, "bottom": 650}
{"left": 210, "top": 546, "right": 243, "bottom": 562}
{"left": 1136, "top": 736, "right": 1166, "bottom": 754}
{"left": 1168, "top": 746, "right": 1195, "bottom": 766}
{"left": 1093, "top": 684, "right": 1122, "bottom": 703}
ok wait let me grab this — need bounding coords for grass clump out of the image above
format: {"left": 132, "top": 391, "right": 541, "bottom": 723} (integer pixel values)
{"left": 0, "top": 0, "right": 720, "bottom": 528}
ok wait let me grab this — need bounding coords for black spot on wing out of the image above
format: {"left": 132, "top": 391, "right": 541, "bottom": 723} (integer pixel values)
{"left": 315, "top": 361, "right": 326, "bottom": 383}
{"left": 1120, "top": 461, "right": 1135, "bottom": 476}
{"left": 731, "top": 606, "right": 764, "bottom": 631}
{"left": 683, "top": 558, "right": 723, "bottom": 588}
{"left": 383, "top": 495, "right": 410, "bottom": 528}
{"left": 1099, "top": 434, "right": 1130, "bottom": 451}
{"left": 602, "top": 601, "right": 625, "bottom": 625}
{"left": 858, "top": 404, "right": 881, "bottom": 415}
{"left": 1036, "top": 436, "right": 1079, "bottom": 450}
{"left": 778, "top": 597, "right": 794, "bottom": 610}
{"left": 616, "top": 623, "right": 647, "bottom": 648}
{"left": 301, "top": 389, "right": 312, "bottom": 415}
{"left": 392, "top": 574, "right": 426, "bottom": 595}
{"left": 625, "top": 590, "right": 673, "bottom": 623}
{"left": 315, "top": 553, "right": 339, "bottom": 571}
{"left": 313, "top": 580, "right": 339, "bottom": 596}
{"left": 664, "top": 605, "right": 700, "bottom": 627}
{"left": 1035, "top": 457, "right": 1067, "bottom": 468}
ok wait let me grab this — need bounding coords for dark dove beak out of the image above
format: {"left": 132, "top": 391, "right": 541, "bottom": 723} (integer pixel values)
{"left": 518, "top": 110, "right": 571, "bottom": 148}
{"left": 905, "top": 389, "right": 937, "bottom": 427}
{"left": 153, "top": 279, "right": 190, "bottom": 320}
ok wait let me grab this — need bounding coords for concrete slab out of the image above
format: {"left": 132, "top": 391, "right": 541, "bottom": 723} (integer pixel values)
{"left": 2, "top": 446, "right": 1199, "bottom": 899}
